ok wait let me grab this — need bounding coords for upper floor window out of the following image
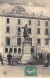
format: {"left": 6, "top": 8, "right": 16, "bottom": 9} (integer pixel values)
{"left": 37, "top": 21, "right": 40, "bottom": 26}
{"left": 45, "top": 29, "right": 48, "bottom": 35}
{"left": 46, "top": 21, "right": 48, "bottom": 26}
{"left": 18, "top": 27, "right": 21, "bottom": 32}
{"left": 17, "top": 38, "right": 21, "bottom": 46}
{"left": 7, "top": 18, "right": 9, "bottom": 24}
{"left": 28, "top": 28, "right": 31, "bottom": 34}
{"left": 6, "top": 37, "right": 10, "bottom": 46}
{"left": 37, "top": 28, "right": 40, "bottom": 34}
{"left": 6, "top": 27, "right": 10, "bottom": 33}
{"left": 29, "top": 20, "right": 31, "bottom": 25}
{"left": 18, "top": 19, "right": 21, "bottom": 24}
{"left": 37, "top": 38, "right": 41, "bottom": 45}
{"left": 45, "top": 38, "right": 49, "bottom": 45}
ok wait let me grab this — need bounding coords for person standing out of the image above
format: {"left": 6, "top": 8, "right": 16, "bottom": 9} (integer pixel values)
{"left": 0, "top": 53, "right": 3, "bottom": 65}
{"left": 47, "top": 53, "right": 50, "bottom": 66}
{"left": 7, "top": 53, "right": 12, "bottom": 65}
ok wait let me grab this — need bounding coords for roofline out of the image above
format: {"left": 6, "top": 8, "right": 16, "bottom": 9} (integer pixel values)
{"left": 0, "top": 13, "right": 50, "bottom": 20}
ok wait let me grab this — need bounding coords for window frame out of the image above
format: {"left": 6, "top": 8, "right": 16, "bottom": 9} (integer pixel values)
{"left": 18, "top": 48, "right": 21, "bottom": 54}
{"left": 17, "top": 38, "right": 21, "bottom": 46}
{"left": 45, "top": 38, "right": 49, "bottom": 45}
{"left": 6, "top": 26, "right": 10, "bottom": 33}
{"left": 29, "top": 20, "right": 31, "bottom": 25}
{"left": 6, "top": 37, "right": 10, "bottom": 46}
{"left": 18, "top": 19, "right": 21, "bottom": 25}
{"left": 5, "top": 48, "right": 8, "bottom": 53}
{"left": 37, "top": 38, "right": 41, "bottom": 45}
{"left": 45, "top": 29, "right": 48, "bottom": 35}
{"left": 7, "top": 18, "right": 9, "bottom": 24}
{"left": 14, "top": 48, "right": 17, "bottom": 54}
{"left": 45, "top": 21, "right": 48, "bottom": 27}
{"left": 37, "top": 28, "right": 40, "bottom": 34}
{"left": 37, "top": 20, "right": 40, "bottom": 26}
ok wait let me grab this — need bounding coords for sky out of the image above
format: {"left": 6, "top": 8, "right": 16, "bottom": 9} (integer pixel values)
{"left": 0, "top": 0, "right": 50, "bottom": 16}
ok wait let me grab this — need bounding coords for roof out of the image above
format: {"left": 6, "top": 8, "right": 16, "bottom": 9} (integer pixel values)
{"left": 0, "top": 6, "right": 50, "bottom": 20}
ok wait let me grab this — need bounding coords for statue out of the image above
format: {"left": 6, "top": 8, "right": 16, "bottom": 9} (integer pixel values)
{"left": 23, "top": 24, "right": 29, "bottom": 40}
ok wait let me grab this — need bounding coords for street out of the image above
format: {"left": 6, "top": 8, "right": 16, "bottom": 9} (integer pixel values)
{"left": 0, "top": 62, "right": 50, "bottom": 77}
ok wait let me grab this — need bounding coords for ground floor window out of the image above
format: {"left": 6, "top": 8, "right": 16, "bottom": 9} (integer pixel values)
{"left": 18, "top": 48, "right": 21, "bottom": 54}
{"left": 5, "top": 48, "right": 8, "bottom": 53}
{"left": 9, "top": 48, "right": 12, "bottom": 53}
{"left": 14, "top": 48, "right": 17, "bottom": 54}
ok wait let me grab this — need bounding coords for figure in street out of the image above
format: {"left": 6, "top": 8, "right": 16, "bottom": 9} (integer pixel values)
{"left": 0, "top": 53, "right": 3, "bottom": 65}
{"left": 7, "top": 52, "right": 12, "bottom": 65}
{"left": 47, "top": 53, "right": 50, "bottom": 66}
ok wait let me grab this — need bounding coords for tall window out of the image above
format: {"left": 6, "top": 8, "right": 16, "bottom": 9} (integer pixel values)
{"left": 28, "top": 28, "right": 31, "bottom": 34}
{"left": 46, "top": 21, "right": 48, "bottom": 26}
{"left": 7, "top": 18, "right": 9, "bottom": 24}
{"left": 45, "top": 29, "right": 48, "bottom": 35}
{"left": 18, "top": 48, "right": 21, "bottom": 54}
{"left": 17, "top": 38, "right": 21, "bottom": 46}
{"left": 6, "top": 27, "right": 10, "bottom": 33}
{"left": 6, "top": 37, "right": 10, "bottom": 46}
{"left": 18, "top": 19, "right": 21, "bottom": 24}
{"left": 5, "top": 48, "right": 8, "bottom": 53}
{"left": 37, "top": 38, "right": 41, "bottom": 45}
{"left": 29, "top": 20, "right": 31, "bottom": 25}
{"left": 37, "top": 21, "right": 40, "bottom": 26}
{"left": 37, "top": 28, "right": 40, "bottom": 34}
{"left": 45, "top": 39, "right": 49, "bottom": 45}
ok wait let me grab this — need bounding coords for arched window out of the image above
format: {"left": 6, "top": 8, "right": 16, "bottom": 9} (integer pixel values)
{"left": 37, "top": 20, "right": 40, "bottom": 26}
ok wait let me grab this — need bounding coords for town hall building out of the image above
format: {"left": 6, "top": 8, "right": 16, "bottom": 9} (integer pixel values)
{"left": 0, "top": 6, "right": 50, "bottom": 63}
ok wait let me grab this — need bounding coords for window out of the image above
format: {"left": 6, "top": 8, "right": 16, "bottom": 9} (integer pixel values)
{"left": 45, "top": 39, "right": 49, "bottom": 45}
{"left": 17, "top": 38, "right": 21, "bottom": 46}
{"left": 14, "top": 48, "right": 17, "bottom": 53}
{"left": 6, "top": 27, "right": 10, "bottom": 33}
{"left": 45, "top": 29, "right": 48, "bottom": 35}
{"left": 46, "top": 21, "right": 48, "bottom": 26}
{"left": 18, "top": 48, "right": 21, "bottom": 54}
{"left": 18, "top": 27, "right": 21, "bottom": 32}
{"left": 37, "top": 39, "right": 41, "bottom": 45}
{"left": 31, "top": 48, "right": 34, "bottom": 53}
{"left": 18, "top": 19, "right": 21, "bottom": 24}
{"left": 5, "top": 48, "right": 8, "bottom": 53}
{"left": 37, "top": 21, "right": 40, "bottom": 26}
{"left": 28, "top": 28, "right": 31, "bottom": 34}
{"left": 6, "top": 37, "right": 10, "bottom": 46}
{"left": 37, "top": 28, "right": 40, "bottom": 34}
{"left": 7, "top": 18, "right": 9, "bottom": 24}
{"left": 9, "top": 48, "right": 12, "bottom": 53}
{"left": 29, "top": 20, "right": 31, "bottom": 25}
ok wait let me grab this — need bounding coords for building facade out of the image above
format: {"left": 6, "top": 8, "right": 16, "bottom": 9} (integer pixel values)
{"left": 0, "top": 6, "right": 50, "bottom": 60}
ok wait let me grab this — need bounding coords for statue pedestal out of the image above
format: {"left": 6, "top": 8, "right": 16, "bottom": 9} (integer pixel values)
{"left": 21, "top": 40, "right": 33, "bottom": 64}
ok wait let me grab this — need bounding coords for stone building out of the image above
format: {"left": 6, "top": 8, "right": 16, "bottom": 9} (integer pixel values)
{"left": 0, "top": 6, "right": 50, "bottom": 62}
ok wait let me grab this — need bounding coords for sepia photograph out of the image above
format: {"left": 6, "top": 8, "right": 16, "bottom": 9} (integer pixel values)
{"left": 0, "top": 0, "right": 50, "bottom": 78}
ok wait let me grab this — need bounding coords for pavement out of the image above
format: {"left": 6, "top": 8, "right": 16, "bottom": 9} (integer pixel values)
{"left": 0, "top": 61, "right": 50, "bottom": 78}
